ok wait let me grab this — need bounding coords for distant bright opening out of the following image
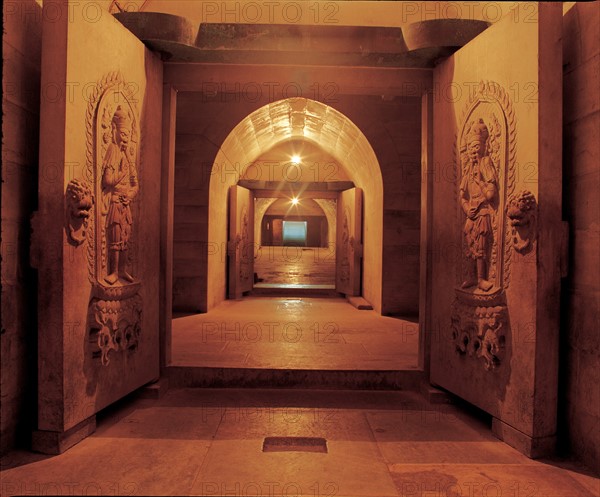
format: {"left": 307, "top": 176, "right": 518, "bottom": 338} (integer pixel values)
{"left": 291, "top": 155, "right": 301, "bottom": 164}
{"left": 283, "top": 221, "right": 307, "bottom": 246}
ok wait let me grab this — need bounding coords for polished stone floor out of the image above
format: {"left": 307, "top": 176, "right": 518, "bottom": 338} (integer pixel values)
{"left": 2, "top": 388, "right": 598, "bottom": 496}
{"left": 254, "top": 246, "right": 336, "bottom": 286}
{"left": 172, "top": 297, "right": 419, "bottom": 370}
{"left": 253, "top": 282, "right": 335, "bottom": 289}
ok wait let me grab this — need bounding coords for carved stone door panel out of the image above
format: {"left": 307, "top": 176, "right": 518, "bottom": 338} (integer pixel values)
{"left": 31, "top": 3, "right": 163, "bottom": 451}
{"left": 336, "top": 188, "right": 362, "bottom": 296}
{"left": 429, "top": 3, "right": 562, "bottom": 457}
{"left": 228, "top": 185, "right": 255, "bottom": 299}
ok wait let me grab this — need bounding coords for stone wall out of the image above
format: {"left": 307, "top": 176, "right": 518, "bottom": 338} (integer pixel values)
{"left": 334, "top": 95, "right": 422, "bottom": 316}
{"left": 560, "top": 1, "right": 600, "bottom": 473}
{"left": 1, "top": 0, "right": 43, "bottom": 455}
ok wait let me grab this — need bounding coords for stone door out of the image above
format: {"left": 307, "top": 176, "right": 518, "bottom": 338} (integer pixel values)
{"left": 336, "top": 187, "right": 363, "bottom": 296}
{"left": 32, "top": 1, "right": 163, "bottom": 453}
{"left": 272, "top": 218, "right": 283, "bottom": 245}
{"left": 228, "top": 185, "right": 255, "bottom": 299}
{"left": 428, "top": 3, "right": 563, "bottom": 457}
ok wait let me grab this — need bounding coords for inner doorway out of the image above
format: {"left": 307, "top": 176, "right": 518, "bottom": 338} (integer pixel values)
{"left": 202, "top": 98, "right": 384, "bottom": 313}
{"left": 282, "top": 220, "right": 307, "bottom": 246}
{"left": 227, "top": 137, "right": 364, "bottom": 298}
{"left": 255, "top": 196, "right": 336, "bottom": 289}
{"left": 171, "top": 97, "right": 419, "bottom": 372}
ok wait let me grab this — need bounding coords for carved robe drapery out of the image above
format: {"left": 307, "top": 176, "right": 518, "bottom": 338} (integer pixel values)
{"left": 102, "top": 139, "right": 139, "bottom": 252}
{"left": 460, "top": 154, "right": 497, "bottom": 261}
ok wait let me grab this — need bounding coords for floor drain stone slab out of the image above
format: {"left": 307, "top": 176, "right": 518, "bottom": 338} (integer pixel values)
{"left": 262, "top": 437, "right": 328, "bottom": 453}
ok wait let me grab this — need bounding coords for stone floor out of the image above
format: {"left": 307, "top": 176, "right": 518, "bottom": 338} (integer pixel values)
{"left": 253, "top": 283, "right": 335, "bottom": 289}
{"left": 1, "top": 388, "right": 598, "bottom": 496}
{"left": 254, "top": 246, "right": 336, "bottom": 286}
{"left": 172, "top": 297, "right": 419, "bottom": 370}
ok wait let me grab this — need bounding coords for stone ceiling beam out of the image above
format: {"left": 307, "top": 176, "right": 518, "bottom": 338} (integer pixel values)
{"left": 164, "top": 63, "right": 433, "bottom": 96}
{"left": 115, "top": 13, "right": 490, "bottom": 68}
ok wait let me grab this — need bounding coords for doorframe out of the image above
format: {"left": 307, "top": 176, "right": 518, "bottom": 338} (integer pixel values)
{"left": 159, "top": 84, "right": 177, "bottom": 371}
{"left": 418, "top": 90, "right": 434, "bottom": 375}
{"left": 160, "top": 68, "right": 434, "bottom": 371}
{"left": 239, "top": 184, "right": 357, "bottom": 294}
{"left": 160, "top": 90, "right": 430, "bottom": 373}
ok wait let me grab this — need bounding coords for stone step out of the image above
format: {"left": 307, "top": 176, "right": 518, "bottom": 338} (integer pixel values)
{"left": 249, "top": 285, "right": 341, "bottom": 298}
{"left": 347, "top": 296, "right": 373, "bottom": 310}
{"left": 166, "top": 366, "right": 424, "bottom": 391}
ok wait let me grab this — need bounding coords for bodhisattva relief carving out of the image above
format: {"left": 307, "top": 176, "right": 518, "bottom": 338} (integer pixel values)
{"left": 101, "top": 105, "right": 139, "bottom": 285}
{"left": 338, "top": 206, "right": 352, "bottom": 285}
{"left": 460, "top": 119, "right": 498, "bottom": 293}
{"left": 507, "top": 190, "right": 537, "bottom": 254}
{"left": 239, "top": 206, "right": 252, "bottom": 284}
{"left": 68, "top": 71, "right": 144, "bottom": 366}
{"left": 65, "top": 178, "right": 94, "bottom": 246}
{"left": 451, "top": 81, "right": 521, "bottom": 371}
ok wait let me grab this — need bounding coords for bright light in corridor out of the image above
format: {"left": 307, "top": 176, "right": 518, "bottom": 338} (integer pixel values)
{"left": 291, "top": 155, "right": 301, "bottom": 164}
{"left": 291, "top": 197, "right": 299, "bottom": 205}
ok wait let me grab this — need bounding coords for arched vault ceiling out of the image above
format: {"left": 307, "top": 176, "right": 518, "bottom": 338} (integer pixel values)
{"left": 218, "top": 98, "right": 382, "bottom": 194}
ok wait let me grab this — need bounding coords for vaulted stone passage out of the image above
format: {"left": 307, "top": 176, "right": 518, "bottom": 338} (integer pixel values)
{"left": 172, "top": 81, "right": 423, "bottom": 317}
{"left": 207, "top": 98, "right": 384, "bottom": 311}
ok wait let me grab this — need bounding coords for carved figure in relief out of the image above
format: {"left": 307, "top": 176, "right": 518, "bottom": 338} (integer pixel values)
{"left": 102, "top": 106, "right": 139, "bottom": 285}
{"left": 240, "top": 208, "right": 251, "bottom": 281}
{"left": 460, "top": 119, "right": 498, "bottom": 292}
{"left": 507, "top": 190, "right": 537, "bottom": 254}
{"left": 451, "top": 300, "right": 506, "bottom": 370}
{"left": 475, "top": 305, "right": 505, "bottom": 370}
{"left": 65, "top": 178, "right": 94, "bottom": 246}
{"left": 339, "top": 209, "right": 351, "bottom": 284}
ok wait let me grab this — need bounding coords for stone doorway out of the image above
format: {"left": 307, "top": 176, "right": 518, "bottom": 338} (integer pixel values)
{"left": 201, "top": 98, "right": 383, "bottom": 311}
{"left": 169, "top": 98, "right": 420, "bottom": 374}
{"left": 253, "top": 195, "right": 336, "bottom": 291}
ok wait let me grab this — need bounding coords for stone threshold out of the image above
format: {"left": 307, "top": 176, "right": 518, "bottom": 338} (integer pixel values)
{"left": 166, "top": 366, "right": 424, "bottom": 391}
